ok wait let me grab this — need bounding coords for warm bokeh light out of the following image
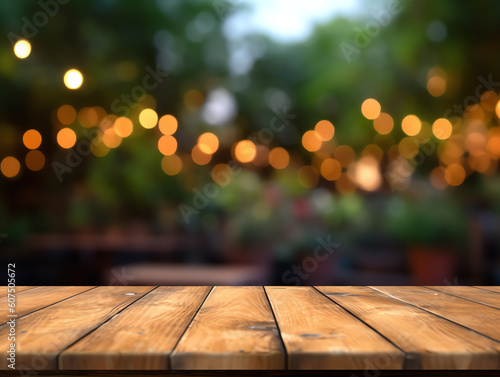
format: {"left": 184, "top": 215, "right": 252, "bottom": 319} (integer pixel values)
{"left": 444, "top": 163, "right": 466, "bottom": 186}
{"left": 387, "top": 145, "right": 400, "bottom": 162}
{"left": 94, "top": 107, "right": 107, "bottom": 122}
{"left": 430, "top": 166, "right": 448, "bottom": 190}
{"left": 352, "top": 156, "right": 382, "bottom": 191}
{"left": 312, "top": 152, "right": 327, "bottom": 172}
{"left": 234, "top": 140, "right": 257, "bottom": 163}
{"left": 480, "top": 91, "right": 498, "bottom": 112}
{"left": 23, "top": 129, "right": 42, "bottom": 150}
{"left": 102, "top": 128, "right": 122, "bottom": 149}
{"left": 335, "top": 173, "right": 356, "bottom": 194}
{"left": 139, "top": 108, "right": 158, "bottom": 129}
{"left": 100, "top": 114, "right": 117, "bottom": 132}
{"left": 198, "top": 132, "right": 219, "bottom": 154}
{"left": 302, "top": 130, "right": 322, "bottom": 152}
{"left": 57, "top": 105, "right": 77, "bottom": 125}
{"left": 191, "top": 145, "right": 212, "bottom": 165}
{"left": 25, "top": 150, "right": 45, "bottom": 171}
{"left": 496, "top": 100, "right": 500, "bottom": 119}
{"left": 253, "top": 145, "right": 269, "bottom": 167}
{"left": 297, "top": 166, "right": 319, "bottom": 188}
{"left": 113, "top": 117, "right": 133, "bottom": 138}
{"left": 212, "top": 163, "right": 233, "bottom": 186}
{"left": 91, "top": 139, "right": 110, "bottom": 157}
{"left": 13, "top": 40, "right": 31, "bottom": 59}
{"left": 487, "top": 128, "right": 500, "bottom": 158}
{"left": 362, "top": 144, "right": 384, "bottom": 162}
{"left": 64, "top": 69, "right": 83, "bottom": 90}
{"left": 427, "top": 76, "right": 447, "bottom": 97}
{"left": 57, "top": 127, "right": 77, "bottom": 149}
{"left": 465, "top": 131, "right": 487, "bottom": 156}
{"left": 158, "top": 135, "right": 178, "bottom": 156}
{"left": 373, "top": 113, "right": 394, "bottom": 135}
{"left": 78, "top": 107, "right": 99, "bottom": 128}
{"left": 398, "top": 137, "right": 420, "bottom": 159}
{"left": 401, "top": 114, "right": 422, "bottom": 136}
{"left": 161, "top": 154, "right": 182, "bottom": 176}
{"left": 466, "top": 104, "right": 485, "bottom": 121}
{"left": 1, "top": 157, "right": 21, "bottom": 178}
{"left": 314, "top": 120, "right": 335, "bottom": 141}
{"left": 361, "top": 98, "right": 381, "bottom": 120}
{"left": 484, "top": 159, "right": 499, "bottom": 175}
{"left": 334, "top": 145, "right": 355, "bottom": 167}
{"left": 268, "top": 147, "right": 289, "bottom": 169}
{"left": 432, "top": 118, "right": 453, "bottom": 140}
{"left": 184, "top": 90, "right": 205, "bottom": 109}
{"left": 320, "top": 158, "right": 341, "bottom": 181}
{"left": 159, "top": 114, "right": 178, "bottom": 135}
{"left": 468, "top": 152, "right": 491, "bottom": 173}
{"left": 438, "top": 137, "right": 465, "bottom": 165}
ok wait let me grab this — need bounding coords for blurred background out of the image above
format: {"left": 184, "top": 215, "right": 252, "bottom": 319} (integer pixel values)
{"left": 1, "top": 0, "right": 500, "bottom": 286}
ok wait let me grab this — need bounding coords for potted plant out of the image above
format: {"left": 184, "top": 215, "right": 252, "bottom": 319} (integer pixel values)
{"left": 386, "top": 195, "right": 468, "bottom": 285}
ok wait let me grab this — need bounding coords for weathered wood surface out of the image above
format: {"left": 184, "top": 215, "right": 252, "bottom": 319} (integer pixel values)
{"left": 171, "top": 286, "right": 285, "bottom": 370}
{"left": 316, "top": 286, "right": 500, "bottom": 369}
{"left": 60, "top": 286, "right": 210, "bottom": 369}
{"left": 266, "top": 286, "right": 404, "bottom": 369}
{"left": 0, "top": 286, "right": 498, "bottom": 371}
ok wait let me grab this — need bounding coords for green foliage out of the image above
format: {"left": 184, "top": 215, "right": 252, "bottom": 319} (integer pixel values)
{"left": 385, "top": 195, "right": 468, "bottom": 250}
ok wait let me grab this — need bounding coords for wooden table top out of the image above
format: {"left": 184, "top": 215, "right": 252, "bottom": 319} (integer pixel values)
{"left": 1, "top": 286, "right": 500, "bottom": 373}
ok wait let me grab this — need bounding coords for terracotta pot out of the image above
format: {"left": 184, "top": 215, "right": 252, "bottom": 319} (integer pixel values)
{"left": 408, "top": 246, "right": 457, "bottom": 285}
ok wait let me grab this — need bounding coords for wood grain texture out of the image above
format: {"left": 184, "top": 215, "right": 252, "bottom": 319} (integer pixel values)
{"left": 0, "top": 286, "right": 95, "bottom": 324}
{"left": 59, "top": 286, "right": 211, "bottom": 370}
{"left": 266, "top": 286, "right": 404, "bottom": 370}
{"left": 0, "top": 371, "right": 498, "bottom": 377}
{"left": 0, "top": 286, "right": 38, "bottom": 297}
{"left": 316, "top": 286, "right": 500, "bottom": 369}
{"left": 1, "top": 286, "right": 499, "bottom": 371}
{"left": 372, "top": 286, "right": 500, "bottom": 342}
{"left": 0, "top": 286, "right": 155, "bottom": 370}
{"left": 171, "top": 286, "right": 285, "bottom": 370}
{"left": 427, "top": 286, "right": 500, "bottom": 309}
{"left": 474, "top": 286, "right": 500, "bottom": 294}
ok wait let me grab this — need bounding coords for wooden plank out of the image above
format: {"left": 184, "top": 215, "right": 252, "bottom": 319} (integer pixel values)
{"left": 0, "top": 286, "right": 38, "bottom": 297}
{"left": 0, "top": 286, "right": 95, "bottom": 324}
{"left": 316, "top": 286, "right": 500, "bottom": 369}
{"left": 372, "top": 286, "right": 500, "bottom": 342}
{"left": 266, "top": 286, "right": 404, "bottom": 370}
{"left": 59, "top": 286, "right": 211, "bottom": 370}
{"left": 0, "top": 286, "right": 155, "bottom": 370}
{"left": 171, "top": 286, "right": 285, "bottom": 370}
{"left": 474, "top": 286, "right": 500, "bottom": 294}
{"left": 427, "top": 286, "right": 500, "bottom": 310}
